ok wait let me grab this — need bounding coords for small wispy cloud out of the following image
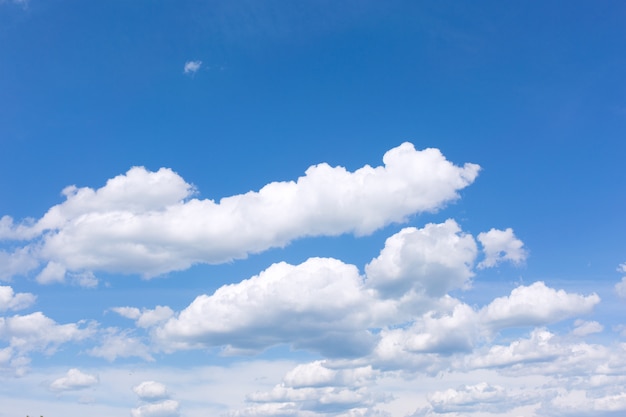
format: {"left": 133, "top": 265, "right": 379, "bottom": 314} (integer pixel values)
{"left": 183, "top": 60, "right": 202, "bottom": 75}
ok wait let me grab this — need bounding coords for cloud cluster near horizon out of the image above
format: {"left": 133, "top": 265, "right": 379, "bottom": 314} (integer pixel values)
{"left": 0, "top": 143, "right": 623, "bottom": 417}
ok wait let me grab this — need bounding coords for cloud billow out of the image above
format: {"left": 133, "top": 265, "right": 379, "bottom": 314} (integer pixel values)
{"left": 0, "top": 143, "right": 479, "bottom": 281}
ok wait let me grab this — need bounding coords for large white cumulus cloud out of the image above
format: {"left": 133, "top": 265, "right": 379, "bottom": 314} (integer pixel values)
{"left": 152, "top": 221, "right": 596, "bottom": 366}
{"left": 0, "top": 143, "right": 479, "bottom": 279}
{"left": 365, "top": 219, "right": 477, "bottom": 297}
{"left": 155, "top": 257, "right": 379, "bottom": 357}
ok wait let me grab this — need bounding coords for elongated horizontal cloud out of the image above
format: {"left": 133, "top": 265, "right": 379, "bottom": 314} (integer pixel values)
{"left": 49, "top": 368, "right": 99, "bottom": 392}
{"left": 235, "top": 361, "right": 383, "bottom": 417}
{"left": 153, "top": 223, "right": 598, "bottom": 364}
{"left": 427, "top": 382, "right": 508, "bottom": 414}
{"left": 131, "top": 399, "right": 180, "bottom": 417}
{"left": 481, "top": 282, "right": 600, "bottom": 330}
{"left": 0, "top": 143, "right": 479, "bottom": 279}
{"left": 0, "top": 312, "right": 93, "bottom": 354}
{"left": 134, "top": 381, "right": 169, "bottom": 402}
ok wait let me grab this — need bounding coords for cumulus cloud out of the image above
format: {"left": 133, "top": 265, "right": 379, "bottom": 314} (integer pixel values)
{"left": 134, "top": 381, "right": 170, "bottom": 401}
{"left": 183, "top": 60, "right": 202, "bottom": 74}
{"left": 426, "top": 382, "right": 508, "bottom": 414}
{"left": 365, "top": 219, "right": 477, "bottom": 297}
{"left": 0, "top": 312, "right": 93, "bottom": 354}
{"left": 283, "top": 361, "right": 377, "bottom": 389}
{"left": 0, "top": 143, "right": 479, "bottom": 280}
{"left": 477, "top": 227, "right": 527, "bottom": 268}
{"left": 235, "top": 361, "right": 385, "bottom": 417}
{"left": 373, "top": 302, "right": 479, "bottom": 369}
{"left": 467, "top": 328, "right": 560, "bottom": 369}
{"left": 0, "top": 285, "right": 35, "bottom": 311}
{"left": 146, "top": 218, "right": 597, "bottom": 363}
{"left": 155, "top": 257, "right": 378, "bottom": 357}
{"left": 131, "top": 399, "right": 180, "bottom": 417}
{"left": 481, "top": 282, "right": 600, "bottom": 330}
{"left": 0, "top": 312, "right": 93, "bottom": 375}
{"left": 49, "top": 368, "right": 98, "bottom": 392}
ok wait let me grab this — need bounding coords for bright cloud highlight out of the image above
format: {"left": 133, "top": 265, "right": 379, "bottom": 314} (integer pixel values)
{"left": 0, "top": 143, "right": 480, "bottom": 280}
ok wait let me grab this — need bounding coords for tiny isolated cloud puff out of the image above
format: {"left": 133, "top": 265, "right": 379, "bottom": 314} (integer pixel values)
{"left": 183, "top": 60, "right": 202, "bottom": 74}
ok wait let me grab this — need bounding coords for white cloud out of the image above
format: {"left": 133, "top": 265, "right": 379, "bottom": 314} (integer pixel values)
{"left": 467, "top": 328, "right": 560, "bottom": 369}
{"left": 571, "top": 320, "right": 603, "bottom": 337}
{"left": 365, "top": 219, "right": 477, "bottom": 297}
{"left": 0, "top": 311, "right": 93, "bottom": 354}
{"left": 134, "top": 381, "right": 169, "bottom": 402}
{"left": 183, "top": 60, "right": 202, "bottom": 74}
{"left": 131, "top": 399, "right": 180, "bottom": 417}
{"left": 477, "top": 228, "right": 527, "bottom": 269}
{"left": 113, "top": 306, "right": 174, "bottom": 328}
{"left": 0, "top": 285, "right": 35, "bottom": 311}
{"left": 49, "top": 368, "right": 98, "bottom": 392}
{"left": 0, "top": 144, "right": 479, "bottom": 280}
{"left": 282, "top": 361, "right": 377, "bottom": 390}
{"left": 137, "top": 306, "right": 174, "bottom": 328}
{"left": 481, "top": 282, "right": 600, "bottom": 330}
{"left": 542, "top": 389, "right": 626, "bottom": 416}
{"left": 155, "top": 257, "right": 378, "bottom": 357}
{"left": 426, "top": 382, "right": 507, "bottom": 413}
{"left": 0, "top": 247, "right": 38, "bottom": 281}
{"left": 71, "top": 270, "right": 98, "bottom": 288}
{"left": 615, "top": 277, "right": 626, "bottom": 298}
{"left": 36, "top": 261, "right": 66, "bottom": 284}
{"left": 111, "top": 306, "right": 141, "bottom": 319}
{"left": 88, "top": 328, "right": 153, "bottom": 362}
{"left": 236, "top": 361, "right": 386, "bottom": 417}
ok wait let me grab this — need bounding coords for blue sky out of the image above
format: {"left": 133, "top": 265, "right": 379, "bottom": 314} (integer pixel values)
{"left": 1, "top": 1, "right": 625, "bottom": 416}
